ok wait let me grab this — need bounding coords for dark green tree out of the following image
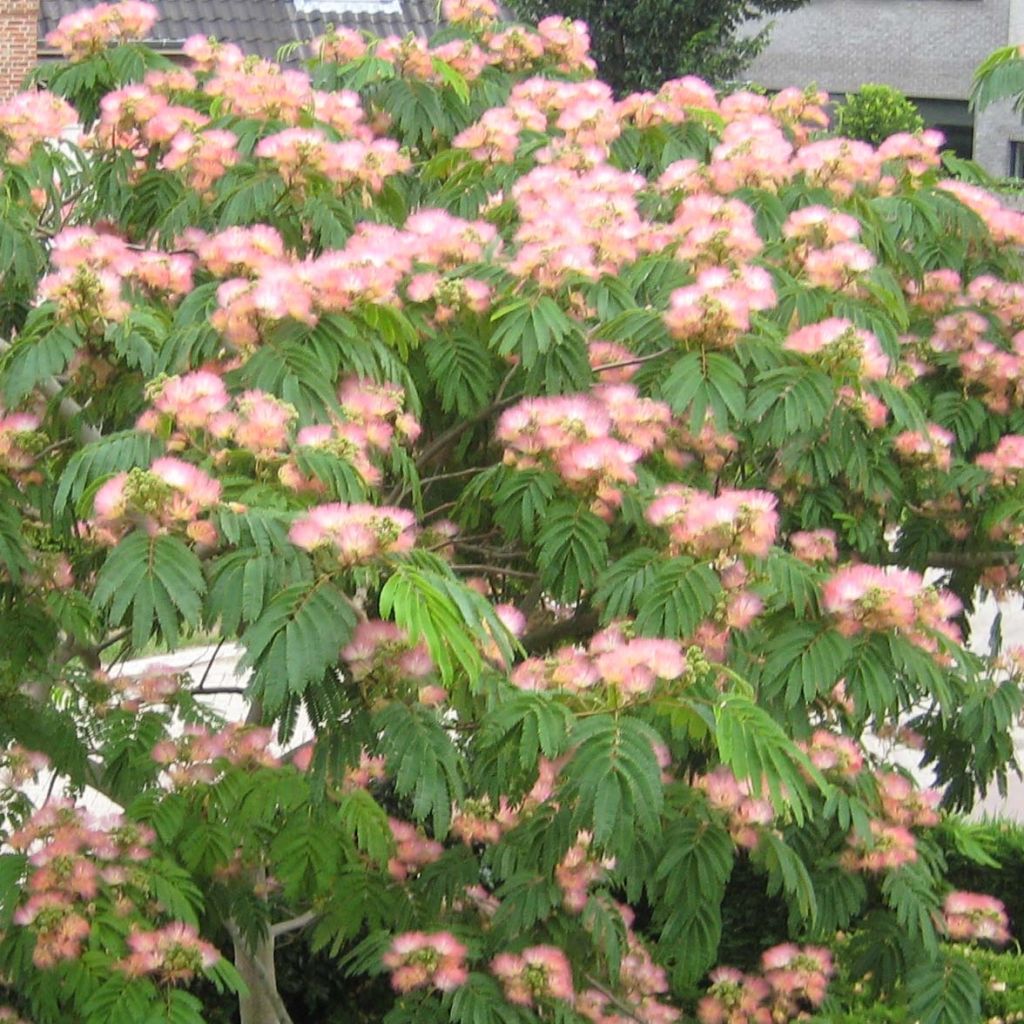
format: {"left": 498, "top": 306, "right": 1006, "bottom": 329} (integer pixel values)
{"left": 504, "top": 0, "right": 808, "bottom": 92}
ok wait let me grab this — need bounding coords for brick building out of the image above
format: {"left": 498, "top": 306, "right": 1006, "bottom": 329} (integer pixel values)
{"left": 744, "top": 0, "right": 1024, "bottom": 177}
{"left": 0, "top": 0, "right": 443, "bottom": 99}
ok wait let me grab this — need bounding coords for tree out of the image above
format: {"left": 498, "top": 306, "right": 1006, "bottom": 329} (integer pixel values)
{"left": 0, "top": 2, "right": 1021, "bottom": 1023}
{"left": 502, "top": 0, "right": 808, "bottom": 93}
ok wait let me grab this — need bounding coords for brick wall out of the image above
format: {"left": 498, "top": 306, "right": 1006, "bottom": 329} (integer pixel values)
{"left": 0, "top": 0, "right": 38, "bottom": 100}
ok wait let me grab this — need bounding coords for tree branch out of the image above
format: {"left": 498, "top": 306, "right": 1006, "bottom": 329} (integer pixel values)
{"left": 882, "top": 549, "right": 1019, "bottom": 569}
{"left": 521, "top": 607, "right": 600, "bottom": 654}
{"left": 269, "top": 911, "right": 318, "bottom": 939}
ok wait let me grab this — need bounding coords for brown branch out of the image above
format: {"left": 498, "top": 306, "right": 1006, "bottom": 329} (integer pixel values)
{"left": 451, "top": 564, "right": 539, "bottom": 578}
{"left": 881, "top": 550, "right": 1019, "bottom": 569}
{"left": 521, "top": 607, "right": 600, "bottom": 654}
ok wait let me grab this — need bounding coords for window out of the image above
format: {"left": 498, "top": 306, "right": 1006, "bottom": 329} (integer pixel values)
{"left": 1010, "top": 140, "right": 1024, "bottom": 179}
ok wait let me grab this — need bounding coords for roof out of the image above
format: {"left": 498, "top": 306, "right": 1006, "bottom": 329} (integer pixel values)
{"left": 39, "top": 0, "right": 446, "bottom": 60}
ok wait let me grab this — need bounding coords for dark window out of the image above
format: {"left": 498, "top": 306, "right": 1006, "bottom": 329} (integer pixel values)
{"left": 1010, "top": 140, "right": 1024, "bottom": 179}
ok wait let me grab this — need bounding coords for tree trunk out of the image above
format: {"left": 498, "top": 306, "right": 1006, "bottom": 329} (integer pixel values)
{"left": 235, "top": 928, "right": 285, "bottom": 1024}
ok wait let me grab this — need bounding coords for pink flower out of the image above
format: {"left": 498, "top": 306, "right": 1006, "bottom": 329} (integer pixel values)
{"left": 383, "top": 931, "right": 469, "bottom": 992}
{"left": 492, "top": 945, "right": 574, "bottom": 1007}
{"left": 943, "top": 891, "right": 1011, "bottom": 945}
{"left": 289, "top": 503, "right": 417, "bottom": 566}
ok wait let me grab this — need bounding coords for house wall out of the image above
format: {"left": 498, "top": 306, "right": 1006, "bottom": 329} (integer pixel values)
{"left": 0, "top": 0, "right": 38, "bottom": 100}
{"left": 744, "top": 0, "right": 1024, "bottom": 175}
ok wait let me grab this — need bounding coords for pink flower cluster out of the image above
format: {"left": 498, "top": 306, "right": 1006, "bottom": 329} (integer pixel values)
{"left": 451, "top": 796, "right": 517, "bottom": 845}
{"left": 697, "top": 945, "right": 832, "bottom": 1024}
{"left": 442, "top": 0, "right": 499, "bottom": 24}
{"left": 91, "top": 456, "right": 221, "bottom": 546}
{"left": 578, "top": 905, "right": 679, "bottom": 1024}
{"left": 892, "top": 423, "right": 955, "bottom": 471}
{"left": 508, "top": 162, "right": 648, "bottom": 287}
{"left": 341, "top": 620, "right": 443, "bottom": 704}
{"left": 0, "top": 90, "right": 78, "bottom": 163}
{"left": 119, "top": 923, "right": 220, "bottom": 982}
{"left": 821, "top": 565, "right": 962, "bottom": 652}
{"left": 0, "top": 745, "right": 50, "bottom": 788}
{"left": 876, "top": 771, "right": 941, "bottom": 828}
{"left": 841, "top": 820, "right": 918, "bottom": 873}
{"left": 10, "top": 800, "right": 155, "bottom": 968}
{"left": 977, "top": 435, "right": 1024, "bottom": 487}
{"left": 647, "top": 485, "right": 779, "bottom": 559}
{"left": 510, "top": 624, "right": 686, "bottom": 699}
{"left": 383, "top": 931, "right": 469, "bottom": 992}
{"left": 783, "top": 318, "right": 888, "bottom": 380}
{"left": 497, "top": 388, "right": 670, "bottom": 516}
{"left": 151, "top": 725, "right": 278, "bottom": 787}
{"left": 0, "top": 409, "right": 42, "bottom": 482}
{"left": 492, "top": 945, "right": 575, "bottom": 1007}
{"left": 39, "top": 227, "right": 193, "bottom": 330}
{"left": 108, "top": 665, "right": 182, "bottom": 711}
{"left": 255, "top": 129, "right": 410, "bottom": 194}
{"left": 664, "top": 265, "right": 776, "bottom": 347}
{"left": 789, "top": 529, "right": 838, "bottom": 563}
{"left": 142, "top": 376, "right": 297, "bottom": 459}
{"left": 943, "top": 891, "right": 1011, "bottom": 945}
{"left": 938, "top": 180, "right": 1024, "bottom": 246}
{"left": 555, "top": 831, "right": 615, "bottom": 912}
{"left": 696, "top": 766, "right": 775, "bottom": 850}
{"left": 388, "top": 818, "right": 443, "bottom": 880}
{"left": 797, "top": 729, "right": 864, "bottom": 781}
{"left": 46, "top": 0, "right": 158, "bottom": 59}
{"left": 288, "top": 502, "right": 417, "bottom": 567}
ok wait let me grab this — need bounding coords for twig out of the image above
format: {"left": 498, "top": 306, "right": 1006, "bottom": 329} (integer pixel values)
{"left": 881, "top": 549, "right": 1019, "bottom": 569}
{"left": 591, "top": 347, "right": 673, "bottom": 375}
{"left": 452, "top": 564, "right": 538, "bottom": 578}
{"left": 194, "top": 638, "right": 226, "bottom": 693}
{"left": 583, "top": 975, "right": 648, "bottom": 1024}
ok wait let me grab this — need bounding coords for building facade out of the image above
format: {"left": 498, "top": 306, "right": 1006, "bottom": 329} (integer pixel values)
{"left": 745, "top": 0, "right": 1024, "bottom": 177}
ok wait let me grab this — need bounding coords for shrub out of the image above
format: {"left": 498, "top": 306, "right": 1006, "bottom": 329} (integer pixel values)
{"left": 833, "top": 83, "right": 925, "bottom": 143}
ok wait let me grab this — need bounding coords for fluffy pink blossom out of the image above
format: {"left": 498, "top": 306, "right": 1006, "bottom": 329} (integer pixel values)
{"left": 492, "top": 945, "right": 575, "bottom": 1006}
{"left": 943, "top": 891, "right": 1011, "bottom": 945}
{"left": 289, "top": 502, "right": 417, "bottom": 566}
{"left": 383, "top": 931, "right": 469, "bottom": 992}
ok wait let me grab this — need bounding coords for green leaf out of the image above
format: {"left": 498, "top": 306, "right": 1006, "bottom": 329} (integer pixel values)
{"left": 661, "top": 350, "right": 747, "bottom": 430}
{"left": 337, "top": 788, "right": 394, "bottom": 866}
{"left": 881, "top": 862, "right": 941, "bottom": 956}
{"left": 54, "top": 430, "right": 164, "bottom": 517}
{"left": 715, "top": 692, "right": 823, "bottom": 823}
{"left": 754, "top": 831, "right": 817, "bottom": 923}
{"left": 760, "top": 624, "right": 852, "bottom": 708}
{"left": 748, "top": 365, "right": 834, "bottom": 445}
{"left": 563, "top": 714, "right": 664, "bottom": 850}
{"left": 633, "top": 557, "right": 721, "bottom": 638}
{"left": 380, "top": 555, "right": 516, "bottom": 686}
{"left": 240, "top": 580, "right": 358, "bottom": 713}
{"left": 93, "top": 532, "right": 206, "bottom": 649}
{"left": 536, "top": 502, "right": 610, "bottom": 604}
{"left": 375, "top": 702, "right": 464, "bottom": 836}
{"left": 594, "top": 548, "right": 661, "bottom": 622}
{"left": 907, "top": 954, "right": 981, "bottom": 1024}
